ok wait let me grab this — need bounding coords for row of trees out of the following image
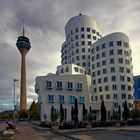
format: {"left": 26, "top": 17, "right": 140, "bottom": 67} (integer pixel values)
{"left": 50, "top": 99, "right": 140, "bottom": 123}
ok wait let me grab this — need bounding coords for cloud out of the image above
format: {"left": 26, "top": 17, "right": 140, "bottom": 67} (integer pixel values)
{"left": 0, "top": 0, "right": 140, "bottom": 111}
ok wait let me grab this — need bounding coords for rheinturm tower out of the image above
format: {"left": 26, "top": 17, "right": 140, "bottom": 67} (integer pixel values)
{"left": 16, "top": 23, "right": 31, "bottom": 110}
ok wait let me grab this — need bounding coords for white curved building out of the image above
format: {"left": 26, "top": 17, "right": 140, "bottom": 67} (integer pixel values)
{"left": 91, "top": 32, "right": 133, "bottom": 112}
{"left": 61, "top": 14, "right": 102, "bottom": 74}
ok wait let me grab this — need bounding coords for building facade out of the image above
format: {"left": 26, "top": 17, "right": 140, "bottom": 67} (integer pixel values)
{"left": 90, "top": 32, "right": 134, "bottom": 113}
{"left": 35, "top": 14, "right": 134, "bottom": 121}
{"left": 61, "top": 14, "right": 102, "bottom": 74}
{"left": 133, "top": 75, "right": 140, "bottom": 111}
{"left": 35, "top": 70, "right": 91, "bottom": 121}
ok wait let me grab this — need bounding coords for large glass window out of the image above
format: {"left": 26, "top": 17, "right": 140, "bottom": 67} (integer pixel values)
{"left": 70, "top": 96, "right": 75, "bottom": 104}
{"left": 77, "top": 83, "right": 83, "bottom": 91}
{"left": 79, "top": 96, "right": 85, "bottom": 104}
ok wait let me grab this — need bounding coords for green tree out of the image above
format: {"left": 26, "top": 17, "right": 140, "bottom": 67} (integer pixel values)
{"left": 29, "top": 101, "right": 40, "bottom": 120}
{"left": 129, "top": 109, "right": 140, "bottom": 120}
{"left": 86, "top": 112, "right": 94, "bottom": 122}
{"left": 123, "top": 101, "right": 129, "bottom": 121}
{"left": 101, "top": 100, "right": 106, "bottom": 121}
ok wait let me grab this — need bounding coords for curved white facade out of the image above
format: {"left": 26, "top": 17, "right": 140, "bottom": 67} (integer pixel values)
{"left": 91, "top": 32, "right": 133, "bottom": 111}
{"left": 61, "top": 14, "right": 102, "bottom": 74}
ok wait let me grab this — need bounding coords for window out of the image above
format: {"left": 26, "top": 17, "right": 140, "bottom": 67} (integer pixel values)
{"left": 75, "top": 35, "right": 79, "bottom": 39}
{"left": 102, "top": 43, "right": 106, "bottom": 49}
{"left": 46, "top": 81, "right": 52, "bottom": 89}
{"left": 102, "top": 52, "right": 106, "bottom": 57}
{"left": 76, "top": 42, "right": 79, "bottom": 46}
{"left": 113, "top": 94, "right": 118, "bottom": 99}
{"left": 103, "top": 68, "right": 107, "bottom": 74}
{"left": 114, "top": 103, "right": 118, "bottom": 108}
{"left": 93, "top": 80, "right": 96, "bottom": 85}
{"left": 81, "top": 27, "right": 84, "bottom": 31}
{"left": 87, "top": 28, "right": 90, "bottom": 32}
{"left": 94, "top": 88, "right": 97, "bottom": 93}
{"left": 81, "top": 34, "right": 85, "bottom": 38}
{"left": 98, "top": 78, "right": 102, "bottom": 84}
{"left": 110, "top": 50, "right": 114, "bottom": 55}
{"left": 70, "top": 96, "right": 75, "bottom": 104}
{"left": 66, "top": 67, "right": 69, "bottom": 72}
{"left": 121, "top": 85, "right": 125, "bottom": 90}
{"left": 104, "top": 77, "right": 108, "bottom": 82}
{"left": 59, "top": 95, "right": 64, "bottom": 103}
{"left": 118, "top": 58, "right": 123, "bottom": 64}
{"left": 82, "top": 55, "right": 86, "bottom": 60}
{"left": 82, "top": 62, "right": 86, "bottom": 67}
{"left": 79, "top": 96, "right": 85, "bottom": 104}
{"left": 77, "top": 83, "right": 83, "bottom": 91}
{"left": 81, "top": 41, "right": 85, "bottom": 45}
{"left": 122, "top": 94, "right": 126, "bottom": 99}
{"left": 56, "top": 81, "right": 63, "bottom": 90}
{"left": 67, "top": 82, "right": 73, "bottom": 90}
{"left": 76, "top": 56, "right": 79, "bottom": 60}
{"left": 92, "top": 72, "right": 95, "bottom": 77}
{"left": 48, "top": 95, "right": 54, "bottom": 103}
{"left": 95, "top": 96, "right": 98, "bottom": 101}
{"left": 88, "top": 41, "right": 91, "bottom": 45}
{"left": 102, "top": 60, "right": 106, "bottom": 66}
{"left": 92, "top": 56, "right": 95, "bottom": 61}
{"left": 100, "top": 95, "right": 103, "bottom": 100}
{"left": 99, "top": 86, "right": 102, "bottom": 92}
{"left": 76, "top": 49, "right": 79, "bottom": 53}
{"left": 124, "top": 42, "right": 128, "bottom": 48}
{"left": 111, "top": 76, "right": 116, "bottom": 81}
{"left": 82, "top": 48, "right": 85, "bottom": 53}
{"left": 106, "top": 94, "right": 110, "bottom": 100}
{"left": 120, "top": 76, "right": 125, "bottom": 81}
{"left": 92, "top": 29, "right": 95, "bottom": 33}
{"left": 93, "top": 36, "right": 97, "bottom": 40}
{"left": 128, "top": 85, "right": 132, "bottom": 91}
{"left": 75, "top": 28, "right": 78, "bottom": 33}
{"left": 117, "top": 41, "right": 122, "bottom": 46}
{"left": 126, "top": 68, "right": 131, "bottom": 73}
{"left": 97, "top": 62, "right": 100, "bottom": 67}
{"left": 127, "top": 77, "right": 131, "bottom": 82}
{"left": 110, "top": 58, "right": 114, "bottom": 64}
{"left": 96, "top": 46, "right": 100, "bottom": 51}
{"left": 74, "top": 67, "right": 79, "bottom": 72}
{"left": 112, "top": 85, "right": 117, "bottom": 90}
{"left": 119, "top": 67, "right": 124, "bottom": 72}
{"left": 87, "top": 34, "right": 91, "bottom": 39}
{"left": 97, "top": 70, "right": 101, "bottom": 76}
{"left": 118, "top": 49, "right": 122, "bottom": 55}
{"left": 105, "top": 86, "right": 109, "bottom": 91}
{"left": 109, "top": 41, "right": 113, "bottom": 47}
{"left": 96, "top": 54, "right": 100, "bottom": 59}
{"left": 111, "top": 67, "right": 115, "bottom": 73}
{"left": 91, "top": 48, "right": 94, "bottom": 53}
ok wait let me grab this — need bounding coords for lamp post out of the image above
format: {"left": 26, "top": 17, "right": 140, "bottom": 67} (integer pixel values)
{"left": 14, "top": 79, "right": 18, "bottom": 122}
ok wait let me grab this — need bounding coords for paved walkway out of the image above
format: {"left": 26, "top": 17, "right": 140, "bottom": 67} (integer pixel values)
{"left": 15, "top": 122, "right": 70, "bottom": 140}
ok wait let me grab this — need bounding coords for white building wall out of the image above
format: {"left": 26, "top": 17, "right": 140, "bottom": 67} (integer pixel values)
{"left": 90, "top": 32, "right": 133, "bottom": 112}
{"left": 35, "top": 73, "right": 91, "bottom": 121}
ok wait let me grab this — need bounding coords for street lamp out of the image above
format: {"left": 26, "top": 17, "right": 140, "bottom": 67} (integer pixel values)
{"left": 13, "top": 79, "right": 18, "bottom": 122}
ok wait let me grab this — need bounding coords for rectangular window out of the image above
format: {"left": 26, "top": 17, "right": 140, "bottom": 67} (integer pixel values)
{"left": 88, "top": 41, "right": 91, "bottom": 45}
{"left": 94, "top": 88, "right": 97, "bottom": 93}
{"left": 82, "top": 55, "right": 86, "bottom": 60}
{"left": 48, "top": 95, "right": 54, "bottom": 103}
{"left": 76, "top": 42, "right": 79, "bottom": 46}
{"left": 117, "top": 41, "right": 122, "bottom": 46}
{"left": 105, "top": 86, "right": 109, "bottom": 91}
{"left": 120, "top": 76, "right": 125, "bottom": 81}
{"left": 96, "top": 46, "right": 100, "bottom": 51}
{"left": 75, "top": 35, "right": 79, "bottom": 39}
{"left": 109, "top": 41, "right": 113, "bottom": 47}
{"left": 103, "top": 68, "right": 107, "bottom": 74}
{"left": 97, "top": 62, "right": 100, "bottom": 67}
{"left": 111, "top": 67, "right": 115, "bottom": 73}
{"left": 98, "top": 78, "right": 102, "bottom": 84}
{"left": 59, "top": 95, "right": 64, "bottom": 103}
{"left": 82, "top": 48, "right": 85, "bottom": 53}
{"left": 81, "top": 27, "right": 84, "bottom": 31}
{"left": 96, "top": 54, "right": 100, "bottom": 59}
{"left": 92, "top": 29, "right": 95, "bottom": 33}
{"left": 110, "top": 58, "right": 114, "bottom": 64}
{"left": 74, "top": 67, "right": 79, "bottom": 72}
{"left": 76, "top": 49, "right": 79, "bottom": 53}
{"left": 70, "top": 96, "right": 75, "bottom": 104}
{"left": 75, "top": 28, "right": 78, "bottom": 33}
{"left": 81, "top": 41, "right": 85, "bottom": 45}
{"left": 102, "top": 43, "right": 106, "bottom": 49}
{"left": 119, "top": 67, "right": 124, "bottom": 72}
{"left": 111, "top": 76, "right": 116, "bottom": 81}
{"left": 122, "top": 94, "right": 126, "bottom": 99}
{"left": 81, "top": 34, "right": 85, "bottom": 38}
{"left": 93, "top": 36, "right": 97, "bottom": 40}
{"left": 104, "top": 77, "right": 108, "bottom": 82}
{"left": 110, "top": 50, "right": 114, "bottom": 55}
{"left": 118, "top": 58, "right": 123, "bottom": 64}
{"left": 67, "top": 82, "right": 73, "bottom": 90}
{"left": 112, "top": 85, "right": 117, "bottom": 90}
{"left": 56, "top": 81, "right": 63, "bottom": 90}
{"left": 121, "top": 85, "right": 125, "bottom": 90}
{"left": 102, "top": 60, "right": 106, "bottom": 66}
{"left": 106, "top": 94, "right": 110, "bottom": 99}
{"left": 97, "top": 70, "right": 101, "bottom": 76}
{"left": 113, "top": 94, "right": 118, "bottom": 99}
{"left": 102, "top": 52, "right": 106, "bottom": 57}
{"left": 87, "top": 28, "right": 90, "bottom": 32}
{"left": 79, "top": 96, "right": 85, "bottom": 104}
{"left": 91, "top": 48, "right": 95, "bottom": 53}
{"left": 46, "top": 81, "right": 52, "bottom": 89}
{"left": 118, "top": 49, "right": 122, "bottom": 55}
{"left": 77, "top": 83, "right": 83, "bottom": 91}
{"left": 87, "top": 34, "right": 91, "bottom": 39}
{"left": 99, "top": 86, "right": 102, "bottom": 92}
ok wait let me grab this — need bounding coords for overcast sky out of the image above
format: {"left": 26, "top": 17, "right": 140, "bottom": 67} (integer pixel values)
{"left": 0, "top": 0, "right": 140, "bottom": 112}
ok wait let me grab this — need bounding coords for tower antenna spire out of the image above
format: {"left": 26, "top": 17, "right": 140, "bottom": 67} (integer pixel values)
{"left": 22, "top": 19, "right": 25, "bottom": 36}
